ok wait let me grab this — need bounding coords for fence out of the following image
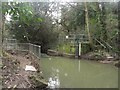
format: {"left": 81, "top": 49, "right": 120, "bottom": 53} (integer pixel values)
{"left": 3, "top": 39, "right": 41, "bottom": 59}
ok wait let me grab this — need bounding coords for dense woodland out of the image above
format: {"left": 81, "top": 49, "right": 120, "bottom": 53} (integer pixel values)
{"left": 0, "top": 2, "right": 119, "bottom": 89}
{"left": 2, "top": 2, "right": 120, "bottom": 57}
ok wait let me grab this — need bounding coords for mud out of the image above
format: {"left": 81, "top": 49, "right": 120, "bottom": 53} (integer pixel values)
{"left": 2, "top": 50, "right": 47, "bottom": 89}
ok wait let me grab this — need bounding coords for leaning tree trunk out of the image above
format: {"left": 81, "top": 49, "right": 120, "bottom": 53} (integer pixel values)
{"left": 84, "top": 2, "right": 93, "bottom": 47}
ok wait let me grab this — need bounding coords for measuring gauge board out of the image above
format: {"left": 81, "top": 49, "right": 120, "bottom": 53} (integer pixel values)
{"left": 79, "top": 42, "right": 82, "bottom": 56}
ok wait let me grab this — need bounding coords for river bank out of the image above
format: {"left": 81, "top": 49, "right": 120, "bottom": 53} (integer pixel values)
{"left": 47, "top": 49, "right": 120, "bottom": 68}
{"left": 2, "top": 50, "right": 47, "bottom": 89}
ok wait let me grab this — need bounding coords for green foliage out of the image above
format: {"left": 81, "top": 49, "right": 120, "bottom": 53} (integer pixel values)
{"left": 57, "top": 43, "right": 75, "bottom": 54}
{"left": 2, "top": 2, "right": 119, "bottom": 55}
{"left": 60, "top": 3, "right": 85, "bottom": 33}
{"left": 81, "top": 43, "right": 91, "bottom": 54}
{"left": 2, "top": 2, "right": 58, "bottom": 53}
{"left": 59, "top": 2, "right": 119, "bottom": 54}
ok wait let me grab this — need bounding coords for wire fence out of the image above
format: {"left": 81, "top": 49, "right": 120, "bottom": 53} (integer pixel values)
{"left": 3, "top": 39, "right": 41, "bottom": 59}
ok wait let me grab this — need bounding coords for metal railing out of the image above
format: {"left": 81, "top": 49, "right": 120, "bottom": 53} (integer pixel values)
{"left": 29, "top": 43, "right": 41, "bottom": 58}
{"left": 3, "top": 42, "right": 41, "bottom": 59}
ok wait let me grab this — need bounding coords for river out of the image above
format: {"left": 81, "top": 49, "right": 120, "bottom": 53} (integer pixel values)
{"left": 39, "top": 56, "right": 118, "bottom": 88}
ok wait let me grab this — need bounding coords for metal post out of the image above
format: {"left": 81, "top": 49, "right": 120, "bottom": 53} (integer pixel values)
{"left": 38, "top": 46, "right": 41, "bottom": 58}
{"left": 29, "top": 43, "right": 31, "bottom": 53}
{"left": 79, "top": 42, "right": 81, "bottom": 56}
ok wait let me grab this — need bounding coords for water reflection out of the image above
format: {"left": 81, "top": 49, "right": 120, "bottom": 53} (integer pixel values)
{"left": 47, "top": 76, "right": 60, "bottom": 89}
{"left": 78, "top": 60, "right": 80, "bottom": 72}
{"left": 64, "top": 73, "right": 68, "bottom": 76}
{"left": 47, "top": 67, "right": 60, "bottom": 89}
{"left": 41, "top": 56, "right": 118, "bottom": 88}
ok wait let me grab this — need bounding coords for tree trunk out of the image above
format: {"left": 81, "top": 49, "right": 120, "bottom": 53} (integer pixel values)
{"left": 84, "top": 2, "right": 93, "bottom": 46}
{"left": 100, "top": 2, "right": 107, "bottom": 42}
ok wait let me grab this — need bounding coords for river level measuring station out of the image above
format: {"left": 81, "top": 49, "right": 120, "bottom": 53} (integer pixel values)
{"left": 66, "top": 34, "right": 89, "bottom": 58}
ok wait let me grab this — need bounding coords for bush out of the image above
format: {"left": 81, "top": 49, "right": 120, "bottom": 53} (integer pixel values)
{"left": 81, "top": 43, "right": 91, "bottom": 54}
{"left": 57, "top": 43, "right": 75, "bottom": 54}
